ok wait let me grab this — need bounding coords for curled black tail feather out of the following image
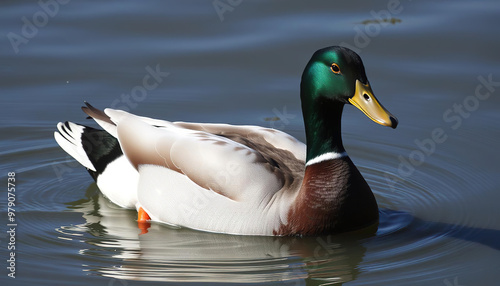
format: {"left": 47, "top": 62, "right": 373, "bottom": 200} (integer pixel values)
{"left": 82, "top": 101, "right": 115, "bottom": 125}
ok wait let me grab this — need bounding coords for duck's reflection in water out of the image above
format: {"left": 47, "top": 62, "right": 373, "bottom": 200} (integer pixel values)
{"left": 63, "top": 184, "right": 372, "bottom": 284}
{"left": 64, "top": 184, "right": 500, "bottom": 284}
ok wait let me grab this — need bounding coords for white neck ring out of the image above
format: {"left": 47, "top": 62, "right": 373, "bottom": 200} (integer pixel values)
{"left": 305, "top": 151, "right": 348, "bottom": 166}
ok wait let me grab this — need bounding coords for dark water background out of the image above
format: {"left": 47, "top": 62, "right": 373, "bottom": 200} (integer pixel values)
{"left": 1, "top": 0, "right": 500, "bottom": 285}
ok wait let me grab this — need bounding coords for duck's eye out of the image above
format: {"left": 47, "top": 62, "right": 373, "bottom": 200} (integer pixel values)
{"left": 330, "top": 63, "right": 341, "bottom": 74}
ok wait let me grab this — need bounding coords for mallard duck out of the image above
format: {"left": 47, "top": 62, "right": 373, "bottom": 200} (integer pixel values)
{"left": 54, "top": 46, "right": 397, "bottom": 236}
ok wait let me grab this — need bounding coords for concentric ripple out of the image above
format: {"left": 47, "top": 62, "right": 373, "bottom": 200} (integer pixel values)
{"left": 4, "top": 119, "right": 499, "bottom": 285}
{"left": 345, "top": 130, "right": 500, "bottom": 285}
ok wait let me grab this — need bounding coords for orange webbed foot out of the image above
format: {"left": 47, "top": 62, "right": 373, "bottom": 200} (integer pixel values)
{"left": 137, "top": 207, "right": 151, "bottom": 235}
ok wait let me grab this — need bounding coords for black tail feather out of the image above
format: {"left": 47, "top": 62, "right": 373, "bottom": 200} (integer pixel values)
{"left": 80, "top": 125, "right": 123, "bottom": 181}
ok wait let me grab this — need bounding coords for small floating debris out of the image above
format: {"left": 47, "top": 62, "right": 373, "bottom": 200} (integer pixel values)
{"left": 361, "top": 18, "right": 402, "bottom": 25}
{"left": 264, "top": 116, "right": 280, "bottom": 122}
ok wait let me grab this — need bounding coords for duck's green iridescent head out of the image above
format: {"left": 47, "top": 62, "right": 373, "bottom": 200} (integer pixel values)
{"left": 301, "top": 46, "right": 398, "bottom": 128}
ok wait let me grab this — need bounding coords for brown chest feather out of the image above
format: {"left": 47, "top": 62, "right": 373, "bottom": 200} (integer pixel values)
{"left": 274, "top": 157, "right": 379, "bottom": 236}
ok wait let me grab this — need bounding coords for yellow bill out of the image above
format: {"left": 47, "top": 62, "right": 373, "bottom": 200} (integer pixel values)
{"left": 348, "top": 80, "right": 398, "bottom": 128}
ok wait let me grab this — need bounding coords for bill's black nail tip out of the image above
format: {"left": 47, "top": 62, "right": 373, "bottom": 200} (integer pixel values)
{"left": 390, "top": 117, "right": 398, "bottom": 129}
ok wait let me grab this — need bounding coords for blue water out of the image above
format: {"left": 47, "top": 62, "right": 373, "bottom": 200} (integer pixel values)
{"left": 1, "top": 0, "right": 500, "bottom": 285}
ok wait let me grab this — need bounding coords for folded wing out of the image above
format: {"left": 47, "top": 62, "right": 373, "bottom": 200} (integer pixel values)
{"left": 107, "top": 109, "right": 305, "bottom": 202}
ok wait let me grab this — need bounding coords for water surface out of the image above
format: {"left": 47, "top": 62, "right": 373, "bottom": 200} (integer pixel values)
{"left": 1, "top": 0, "right": 500, "bottom": 285}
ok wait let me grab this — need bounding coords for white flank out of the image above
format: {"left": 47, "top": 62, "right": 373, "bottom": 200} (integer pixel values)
{"left": 96, "top": 156, "right": 139, "bottom": 209}
{"left": 305, "top": 151, "right": 348, "bottom": 166}
{"left": 137, "top": 165, "right": 291, "bottom": 236}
